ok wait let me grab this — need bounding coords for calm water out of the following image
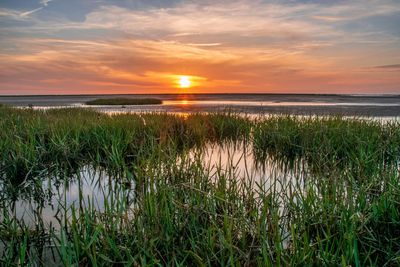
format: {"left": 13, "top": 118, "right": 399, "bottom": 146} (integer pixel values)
{"left": 1, "top": 142, "right": 307, "bottom": 264}
{"left": 1, "top": 93, "right": 400, "bottom": 116}
{"left": 3, "top": 142, "right": 305, "bottom": 228}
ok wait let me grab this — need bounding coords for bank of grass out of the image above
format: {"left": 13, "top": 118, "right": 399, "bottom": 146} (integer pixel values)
{"left": 0, "top": 105, "right": 399, "bottom": 266}
{"left": 252, "top": 115, "right": 400, "bottom": 176}
{"left": 0, "top": 106, "right": 251, "bottom": 180}
{"left": 85, "top": 97, "right": 162, "bottom": 105}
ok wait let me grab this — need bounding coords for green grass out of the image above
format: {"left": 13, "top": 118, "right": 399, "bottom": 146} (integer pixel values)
{"left": 0, "top": 106, "right": 399, "bottom": 266}
{"left": 252, "top": 115, "right": 400, "bottom": 176}
{"left": 85, "top": 98, "right": 162, "bottom": 105}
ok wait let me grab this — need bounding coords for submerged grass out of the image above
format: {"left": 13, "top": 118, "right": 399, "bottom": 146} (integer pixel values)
{"left": 85, "top": 98, "right": 162, "bottom": 105}
{"left": 0, "top": 106, "right": 399, "bottom": 266}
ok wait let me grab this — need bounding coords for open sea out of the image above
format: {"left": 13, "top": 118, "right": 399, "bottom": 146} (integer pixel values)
{"left": 1, "top": 93, "right": 400, "bottom": 117}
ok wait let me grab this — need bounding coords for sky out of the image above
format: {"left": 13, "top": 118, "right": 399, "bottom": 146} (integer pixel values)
{"left": 0, "top": 0, "right": 399, "bottom": 95}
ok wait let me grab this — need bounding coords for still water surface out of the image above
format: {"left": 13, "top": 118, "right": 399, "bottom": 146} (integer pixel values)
{"left": 3, "top": 142, "right": 306, "bottom": 228}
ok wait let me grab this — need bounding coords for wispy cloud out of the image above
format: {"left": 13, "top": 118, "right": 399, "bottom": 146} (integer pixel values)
{"left": 373, "top": 64, "right": 400, "bottom": 69}
{"left": 367, "top": 64, "right": 400, "bottom": 73}
{"left": 20, "top": 7, "right": 43, "bottom": 17}
{"left": 40, "top": 0, "right": 52, "bottom": 7}
{"left": 0, "top": 0, "right": 52, "bottom": 19}
{"left": 311, "top": 0, "right": 400, "bottom": 22}
{"left": 186, "top": 43, "right": 222, "bottom": 47}
{"left": 312, "top": 15, "right": 351, "bottom": 22}
{"left": 0, "top": 8, "right": 20, "bottom": 19}
{"left": 0, "top": 8, "right": 41, "bottom": 19}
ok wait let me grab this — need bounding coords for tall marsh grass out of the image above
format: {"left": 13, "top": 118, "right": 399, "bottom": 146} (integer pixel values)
{"left": 0, "top": 106, "right": 399, "bottom": 266}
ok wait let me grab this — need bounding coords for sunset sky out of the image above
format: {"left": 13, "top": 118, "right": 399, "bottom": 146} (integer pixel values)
{"left": 0, "top": 0, "right": 399, "bottom": 95}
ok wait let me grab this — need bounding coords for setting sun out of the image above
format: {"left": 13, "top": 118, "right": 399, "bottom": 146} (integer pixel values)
{"left": 178, "top": 76, "right": 191, "bottom": 88}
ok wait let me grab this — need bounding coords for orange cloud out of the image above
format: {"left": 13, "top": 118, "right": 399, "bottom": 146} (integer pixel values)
{"left": 1, "top": 1, "right": 399, "bottom": 94}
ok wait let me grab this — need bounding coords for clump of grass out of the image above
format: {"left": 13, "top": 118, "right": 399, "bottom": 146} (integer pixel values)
{"left": 0, "top": 106, "right": 250, "bottom": 180}
{"left": 252, "top": 115, "right": 400, "bottom": 177}
{"left": 85, "top": 98, "right": 162, "bottom": 105}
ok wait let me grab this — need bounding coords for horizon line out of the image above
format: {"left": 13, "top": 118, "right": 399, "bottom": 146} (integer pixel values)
{"left": 1, "top": 93, "right": 399, "bottom": 97}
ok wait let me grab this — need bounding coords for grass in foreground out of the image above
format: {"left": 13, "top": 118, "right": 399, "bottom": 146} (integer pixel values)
{"left": 85, "top": 97, "right": 162, "bottom": 105}
{"left": 0, "top": 106, "right": 399, "bottom": 266}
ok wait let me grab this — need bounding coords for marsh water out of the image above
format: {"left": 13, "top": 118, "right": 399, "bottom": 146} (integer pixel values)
{"left": 1, "top": 93, "right": 400, "bottom": 116}
{"left": 2, "top": 142, "right": 306, "bottom": 229}
{"left": 0, "top": 140, "right": 311, "bottom": 265}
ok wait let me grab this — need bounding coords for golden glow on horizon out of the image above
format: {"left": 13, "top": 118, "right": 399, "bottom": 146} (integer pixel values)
{"left": 181, "top": 100, "right": 189, "bottom": 105}
{"left": 178, "top": 76, "right": 191, "bottom": 88}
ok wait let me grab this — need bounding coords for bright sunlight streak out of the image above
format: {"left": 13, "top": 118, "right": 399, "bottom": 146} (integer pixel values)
{"left": 178, "top": 76, "right": 191, "bottom": 88}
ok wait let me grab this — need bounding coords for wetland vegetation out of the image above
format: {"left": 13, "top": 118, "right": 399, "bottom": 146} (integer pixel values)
{"left": 0, "top": 104, "right": 399, "bottom": 266}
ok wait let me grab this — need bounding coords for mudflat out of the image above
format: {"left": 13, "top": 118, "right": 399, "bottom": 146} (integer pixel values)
{"left": 0, "top": 93, "right": 399, "bottom": 116}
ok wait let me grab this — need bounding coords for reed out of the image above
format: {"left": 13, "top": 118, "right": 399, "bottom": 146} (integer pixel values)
{"left": 0, "top": 106, "right": 399, "bottom": 266}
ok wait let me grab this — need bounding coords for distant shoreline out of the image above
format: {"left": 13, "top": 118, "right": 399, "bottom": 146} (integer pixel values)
{"left": 1, "top": 93, "right": 399, "bottom": 97}
{"left": 1, "top": 94, "right": 399, "bottom": 117}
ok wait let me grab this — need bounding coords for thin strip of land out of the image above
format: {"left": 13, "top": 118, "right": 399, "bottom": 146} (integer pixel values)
{"left": 85, "top": 97, "right": 162, "bottom": 105}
